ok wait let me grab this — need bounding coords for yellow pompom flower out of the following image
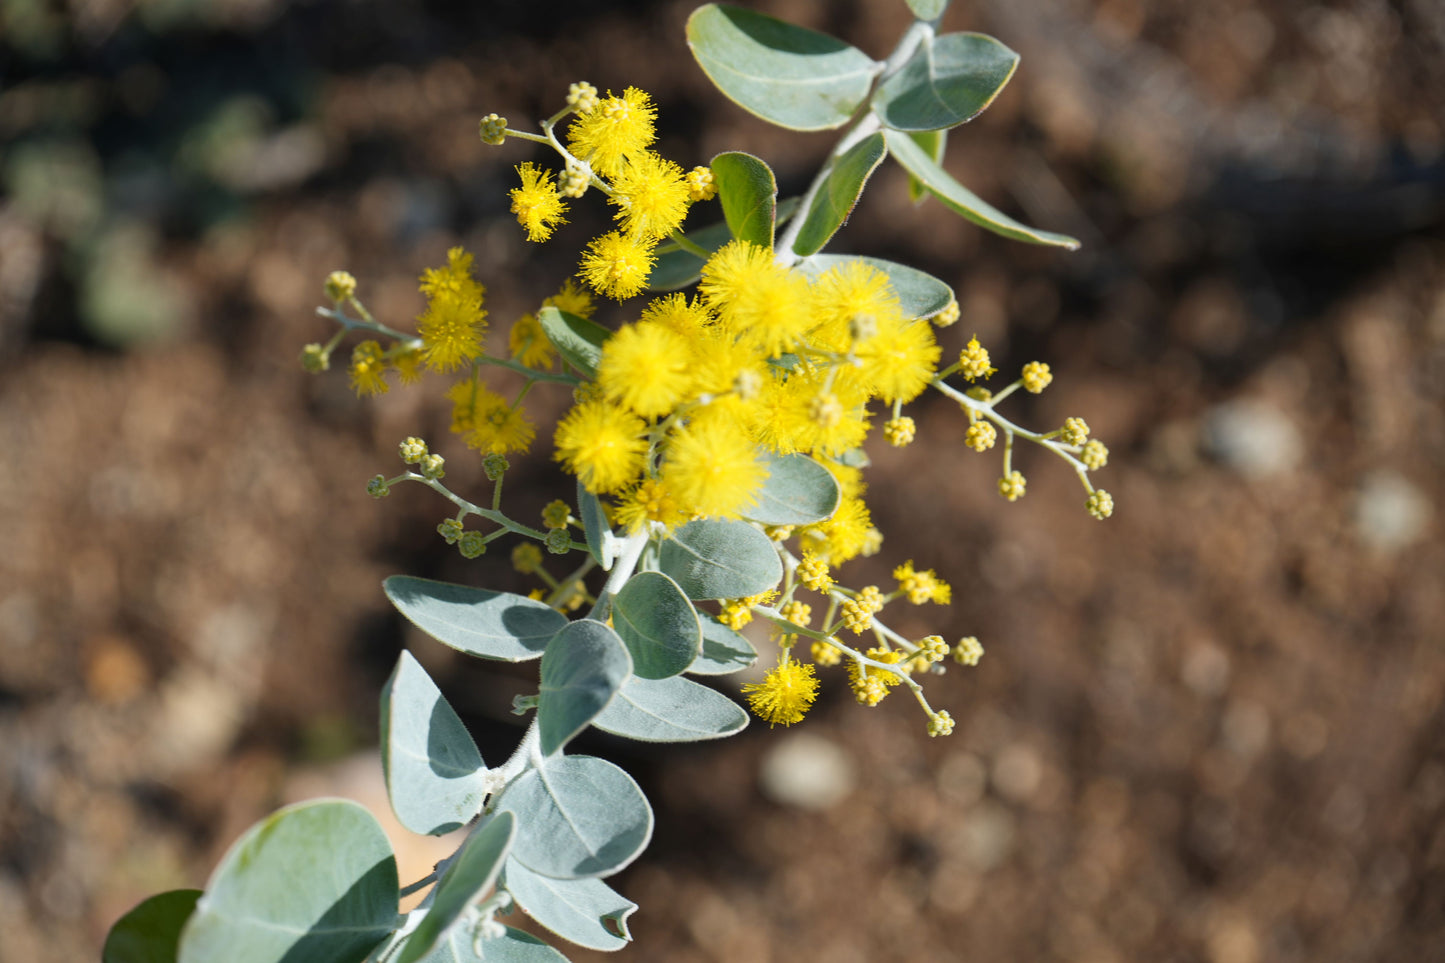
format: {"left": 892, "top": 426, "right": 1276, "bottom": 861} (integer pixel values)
{"left": 566, "top": 86, "right": 656, "bottom": 178}
{"left": 609, "top": 151, "right": 691, "bottom": 242}
{"left": 349, "top": 340, "right": 389, "bottom": 396}
{"left": 544, "top": 278, "right": 597, "bottom": 319}
{"left": 808, "top": 261, "right": 901, "bottom": 351}
{"left": 854, "top": 315, "right": 941, "bottom": 403}
{"left": 554, "top": 400, "right": 648, "bottom": 494}
{"left": 661, "top": 410, "right": 768, "bottom": 519}
{"left": 466, "top": 390, "right": 536, "bottom": 455}
{"left": 417, "top": 247, "right": 487, "bottom": 372}
{"left": 508, "top": 313, "right": 556, "bottom": 370}
{"left": 597, "top": 320, "right": 694, "bottom": 418}
{"left": 640, "top": 292, "right": 712, "bottom": 336}
{"left": 798, "top": 494, "right": 874, "bottom": 565}
{"left": 579, "top": 231, "right": 655, "bottom": 300}
{"left": 613, "top": 477, "right": 686, "bottom": 534}
{"left": 510, "top": 162, "right": 568, "bottom": 242}
{"left": 699, "top": 240, "right": 812, "bottom": 355}
{"left": 742, "top": 657, "right": 819, "bottom": 727}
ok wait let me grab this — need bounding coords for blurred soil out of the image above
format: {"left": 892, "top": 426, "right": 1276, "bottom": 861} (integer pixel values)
{"left": 2, "top": 1, "right": 1444, "bottom": 961}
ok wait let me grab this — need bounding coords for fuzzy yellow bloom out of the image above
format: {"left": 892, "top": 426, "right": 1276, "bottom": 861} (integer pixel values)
{"left": 508, "top": 313, "right": 556, "bottom": 370}
{"left": 609, "top": 151, "right": 691, "bottom": 242}
{"left": 613, "top": 477, "right": 686, "bottom": 534}
{"left": 418, "top": 248, "right": 487, "bottom": 372}
{"left": 661, "top": 411, "right": 768, "bottom": 519}
{"left": 893, "top": 560, "right": 951, "bottom": 605}
{"left": 566, "top": 86, "right": 656, "bottom": 178}
{"left": 798, "top": 494, "right": 873, "bottom": 564}
{"left": 753, "top": 368, "right": 870, "bottom": 458}
{"left": 579, "top": 231, "right": 655, "bottom": 300}
{"left": 854, "top": 315, "right": 941, "bottom": 403}
{"left": 544, "top": 278, "right": 597, "bottom": 319}
{"left": 597, "top": 320, "right": 694, "bottom": 418}
{"left": 639, "top": 292, "right": 712, "bottom": 336}
{"left": 510, "top": 163, "right": 568, "bottom": 242}
{"left": 466, "top": 390, "right": 535, "bottom": 456}
{"left": 349, "top": 340, "right": 389, "bottom": 396}
{"left": 699, "top": 240, "right": 812, "bottom": 355}
{"left": 742, "top": 658, "right": 819, "bottom": 727}
{"left": 554, "top": 400, "right": 648, "bottom": 494}
{"left": 808, "top": 261, "right": 901, "bottom": 351}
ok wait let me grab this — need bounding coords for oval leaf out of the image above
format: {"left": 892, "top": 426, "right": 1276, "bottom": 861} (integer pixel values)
{"left": 496, "top": 755, "right": 653, "bottom": 880}
{"left": 593, "top": 674, "right": 749, "bottom": 743}
{"left": 537, "top": 306, "right": 611, "bottom": 378}
{"left": 711, "top": 151, "right": 777, "bottom": 248}
{"left": 742, "top": 453, "right": 841, "bottom": 526}
{"left": 410, "top": 927, "right": 569, "bottom": 963}
{"left": 658, "top": 519, "right": 783, "bottom": 600}
{"left": 611, "top": 571, "right": 700, "bottom": 680}
{"left": 907, "top": 0, "right": 949, "bottom": 19}
{"left": 884, "top": 128, "right": 1080, "bottom": 249}
{"left": 396, "top": 812, "right": 516, "bottom": 963}
{"left": 178, "top": 800, "right": 397, "bottom": 963}
{"left": 385, "top": 576, "right": 568, "bottom": 663}
{"left": 381, "top": 652, "right": 487, "bottom": 836}
{"left": 687, "top": 4, "right": 878, "bottom": 131}
{"left": 502, "top": 858, "right": 636, "bottom": 952}
{"left": 790, "top": 130, "right": 887, "bottom": 256}
{"left": 874, "top": 32, "right": 1018, "bottom": 131}
{"left": 577, "top": 484, "right": 618, "bottom": 570}
{"left": 104, "top": 889, "right": 202, "bottom": 963}
{"left": 688, "top": 613, "right": 758, "bottom": 675}
{"left": 537, "top": 619, "right": 632, "bottom": 757}
{"left": 795, "top": 253, "right": 954, "bottom": 320}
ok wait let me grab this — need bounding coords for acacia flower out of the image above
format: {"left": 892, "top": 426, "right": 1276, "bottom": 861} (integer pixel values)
{"left": 508, "top": 313, "right": 556, "bottom": 370}
{"left": 660, "top": 411, "right": 768, "bottom": 519}
{"left": 579, "top": 231, "right": 654, "bottom": 300}
{"left": 566, "top": 86, "right": 656, "bottom": 177}
{"left": 417, "top": 248, "right": 487, "bottom": 372}
{"left": 466, "top": 389, "right": 535, "bottom": 455}
{"left": 742, "top": 658, "right": 819, "bottom": 727}
{"left": 553, "top": 400, "right": 648, "bottom": 493}
{"left": 854, "top": 314, "right": 941, "bottom": 403}
{"left": 609, "top": 151, "right": 691, "bottom": 242}
{"left": 613, "top": 478, "right": 685, "bottom": 534}
{"left": 510, "top": 162, "right": 568, "bottom": 242}
{"left": 597, "top": 320, "right": 693, "bottom": 418}
{"left": 348, "top": 340, "right": 389, "bottom": 396}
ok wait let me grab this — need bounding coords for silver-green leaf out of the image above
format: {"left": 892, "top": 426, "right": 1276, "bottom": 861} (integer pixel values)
{"left": 104, "top": 890, "right": 201, "bottom": 963}
{"left": 790, "top": 131, "right": 886, "bottom": 257}
{"left": 711, "top": 151, "right": 777, "bottom": 248}
{"left": 592, "top": 674, "right": 749, "bottom": 743}
{"left": 502, "top": 858, "right": 636, "bottom": 952}
{"left": 795, "top": 253, "right": 954, "bottom": 320}
{"left": 658, "top": 519, "right": 783, "bottom": 600}
{"left": 874, "top": 32, "right": 1017, "bottom": 132}
{"left": 905, "top": 129, "right": 946, "bottom": 202}
{"left": 906, "top": 0, "right": 950, "bottom": 20}
{"left": 884, "top": 128, "right": 1080, "bottom": 249}
{"left": 611, "top": 571, "right": 700, "bottom": 680}
{"left": 742, "top": 452, "right": 841, "bottom": 526}
{"left": 687, "top": 4, "right": 879, "bottom": 131}
{"left": 408, "top": 927, "right": 570, "bottom": 963}
{"left": 178, "top": 799, "right": 397, "bottom": 963}
{"left": 537, "top": 619, "right": 632, "bottom": 757}
{"left": 380, "top": 652, "right": 487, "bottom": 836}
{"left": 396, "top": 812, "right": 516, "bottom": 963}
{"left": 385, "top": 576, "right": 568, "bottom": 663}
{"left": 496, "top": 754, "right": 654, "bottom": 880}
{"left": 688, "top": 613, "right": 759, "bottom": 675}
{"left": 537, "top": 306, "right": 611, "bottom": 379}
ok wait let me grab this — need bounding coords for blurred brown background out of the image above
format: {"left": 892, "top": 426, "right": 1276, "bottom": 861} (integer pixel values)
{"left": 3, "top": 0, "right": 1444, "bottom": 960}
